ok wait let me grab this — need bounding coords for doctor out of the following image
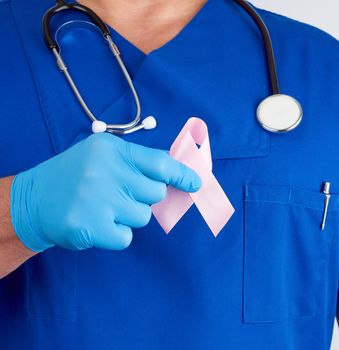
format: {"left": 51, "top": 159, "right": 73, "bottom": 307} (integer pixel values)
{"left": 0, "top": 0, "right": 338, "bottom": 349}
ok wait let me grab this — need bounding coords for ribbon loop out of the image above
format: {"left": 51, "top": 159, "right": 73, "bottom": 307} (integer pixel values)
{"left": 152, "top": 117, "right": 235, "bottom": 237}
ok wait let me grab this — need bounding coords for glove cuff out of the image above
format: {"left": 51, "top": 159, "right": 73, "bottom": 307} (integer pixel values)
{"left": 10, "top": 170, "right": 54, "bottom": 253}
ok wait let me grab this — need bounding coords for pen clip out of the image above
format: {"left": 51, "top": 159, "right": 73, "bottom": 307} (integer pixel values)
{"left": 321, "top": 182, "right": 331, "bottom": 231}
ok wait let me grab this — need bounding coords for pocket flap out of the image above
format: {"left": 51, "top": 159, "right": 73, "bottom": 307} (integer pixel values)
{"left": 245, "top": 184, "right": 339, "bottom": 212}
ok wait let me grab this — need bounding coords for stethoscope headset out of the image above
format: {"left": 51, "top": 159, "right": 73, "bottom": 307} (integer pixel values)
{"left": 43, "top": 0, "right": 303, "bottom": 134}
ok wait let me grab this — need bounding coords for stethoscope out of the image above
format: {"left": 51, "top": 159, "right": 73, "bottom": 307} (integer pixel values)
{"left": 43, "top": 0, "right": 303, "bottom": 134}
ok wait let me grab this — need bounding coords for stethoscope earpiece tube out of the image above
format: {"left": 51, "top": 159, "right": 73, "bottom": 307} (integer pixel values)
{"left": 42, "top": 0, "right": 155, "bottom": 135}
{"left": 43, "top": 1, "right": 111, "bottom": 52}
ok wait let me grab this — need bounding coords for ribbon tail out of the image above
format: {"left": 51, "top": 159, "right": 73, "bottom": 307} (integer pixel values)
{"left": 191, "top": 175, "right": 235, "bottom": 237}
{"left": 152, "top": 188, "right": 193, "bottom": 233}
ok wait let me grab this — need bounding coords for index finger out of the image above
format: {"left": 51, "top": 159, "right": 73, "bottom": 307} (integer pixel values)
{"left": 127, "top": 142, "right": 201, "bottom": 193}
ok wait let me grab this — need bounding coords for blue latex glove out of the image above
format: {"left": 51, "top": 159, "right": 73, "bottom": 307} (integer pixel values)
{"left": 10, "top": 134, "right": 201, "bottom": 252}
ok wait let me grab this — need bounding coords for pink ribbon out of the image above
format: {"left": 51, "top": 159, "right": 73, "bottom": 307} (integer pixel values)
{"left": 152, "top": 117, "right": 235, "bottom": 237}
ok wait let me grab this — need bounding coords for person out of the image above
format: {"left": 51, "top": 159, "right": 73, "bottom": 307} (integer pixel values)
{"left": 0, "top": 0, "right": 338, "bottom": 349}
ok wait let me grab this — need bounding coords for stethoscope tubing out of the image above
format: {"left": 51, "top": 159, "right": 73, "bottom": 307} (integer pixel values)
{"left": 43, "top": 0, "right": 299, "bottom": 134}
{"left": 233, "top": 0, "right": 280, "bottom": 95}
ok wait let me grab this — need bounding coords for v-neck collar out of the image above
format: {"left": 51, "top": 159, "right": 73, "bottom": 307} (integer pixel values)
{"left": 102, "top": 0, "right": 211, "bottom": 58}
{"left": 9, "top": 0, "right": 215, "bottom": 153}
{"left": 10, "top": 0, "right": 269, "bottom": 159}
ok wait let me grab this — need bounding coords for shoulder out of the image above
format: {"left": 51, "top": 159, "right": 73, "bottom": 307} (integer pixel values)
{"left": 255, "top": 6, "right": 338, "bottom": 54}
{"left": 250, "top": 5, "right": 338, "bottom": 122}
{"left": 253, "top": 5, "right": 339, "bottom": 89}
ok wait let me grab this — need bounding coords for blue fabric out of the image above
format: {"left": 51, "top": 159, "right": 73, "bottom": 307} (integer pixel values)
{"left": 0, "top": 0, "right": 339, "bottom": 349}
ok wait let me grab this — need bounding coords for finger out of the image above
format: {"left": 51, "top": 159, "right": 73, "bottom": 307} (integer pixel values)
{"left": 128, "top": 143, "right": 201, "bottom": 193}
{"left": 91, "top": 222, "right": 133, "bottom": 251}
{"left": 115, "top": 199, "right": 152, "bottom": 229}
{"left": 129, "top": 174, "right": 167, "bottom": 205}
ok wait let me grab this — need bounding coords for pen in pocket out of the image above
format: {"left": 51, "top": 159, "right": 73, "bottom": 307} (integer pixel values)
{"left": 321, "top": 182, "right": 331, "bottom": 230}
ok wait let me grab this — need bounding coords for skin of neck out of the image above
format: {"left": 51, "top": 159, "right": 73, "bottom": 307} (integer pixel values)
{"left": 79, "top": 0, "right": 207, "bottom": 53}
{"left": 80, "top": 0, "right": 205, "bottom": 20}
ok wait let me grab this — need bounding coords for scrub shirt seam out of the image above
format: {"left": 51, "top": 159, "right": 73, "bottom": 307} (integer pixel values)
{"left": 243, "top": 313, "right": 316, "bottom": 324}
{"left": 244, "top": 199, "right": 339, "bottom": 212}
{"left": 9, "top": 2, "right": 59, "bottom": 155}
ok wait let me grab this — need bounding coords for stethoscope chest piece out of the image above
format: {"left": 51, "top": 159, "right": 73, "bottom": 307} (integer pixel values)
{"left": 257, "top": 94, "right": 303, "bottom": 133}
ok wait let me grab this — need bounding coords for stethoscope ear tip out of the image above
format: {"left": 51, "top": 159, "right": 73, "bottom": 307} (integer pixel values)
{"left": 92, "top": 120, "right": 107, "bottom": 133}
{"left": 142, "top": 116, "right": 157, "bottom": 130}
{"left": 91, "top": 116, "right": 157, "bottom": 135}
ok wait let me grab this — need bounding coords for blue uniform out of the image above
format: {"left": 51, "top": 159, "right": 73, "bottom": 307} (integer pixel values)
{"left": 1, "top": 0, "right": 339, "bottom": 349}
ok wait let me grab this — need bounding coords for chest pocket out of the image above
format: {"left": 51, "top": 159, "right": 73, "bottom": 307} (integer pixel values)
{"left": 243, "top": 184, "right": 339, "bottom": 323}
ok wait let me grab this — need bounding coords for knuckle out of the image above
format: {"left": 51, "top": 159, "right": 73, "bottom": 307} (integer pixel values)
{"left": 156, "top": 183, "right": 167, "bottom": 202}
{"left": 173, "top": 162, "right": 186, "bottom": 186}
{"left": 85, "top": 133, "right": 121, "bottom": 153}
{"left": 61, "top": 221, "right": 93, "bottom": 250}
{"left": 154, "top": 151, "right": 170, "bottom": 178}
{"left": 137, "top": 205, "right": 152, "bottom": 227}
{"left": 117, "top": 230, "right": 133, "bottom": 250}
{"left": 75, "top": 228, "right": 93, "bottom": 249}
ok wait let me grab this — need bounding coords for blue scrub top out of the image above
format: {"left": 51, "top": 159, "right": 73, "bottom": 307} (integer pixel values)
{"left": 1, "top": 0, "right": 339, "bottom": 349}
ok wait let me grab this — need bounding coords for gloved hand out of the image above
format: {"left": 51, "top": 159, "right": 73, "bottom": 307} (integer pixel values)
{"left": 10, "top": 133, "right": 201, "bottom": 252}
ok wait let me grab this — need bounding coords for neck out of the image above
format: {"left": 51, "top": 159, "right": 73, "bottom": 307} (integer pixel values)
{"left": 79, "top": 0, "right": 207, "bottom": 53}
{"left": 80, "top": 0, "right": 205, "bottom": 19}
